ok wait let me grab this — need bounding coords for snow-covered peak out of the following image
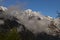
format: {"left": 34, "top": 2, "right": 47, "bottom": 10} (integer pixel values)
{"left": 25, "top": 9, "right": 32, "bottom": 13}
{"left": 47, "top": 16, "right": 53, "bottom": 19}
{"left": 0, "top": 6, "right": 8, "bottom": 11}
{"left": 24, "top": 9, "right": 41, "bottom": 16}
{"left": 45, "top": 16, "right": 53, "bottom": 21}
{"left": 23, "top": 9, "right": 54, "bottom": 21}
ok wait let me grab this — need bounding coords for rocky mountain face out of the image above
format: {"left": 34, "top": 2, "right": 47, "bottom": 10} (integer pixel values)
{"left": 0, "top": 6, "right": 20, "bottom": 33}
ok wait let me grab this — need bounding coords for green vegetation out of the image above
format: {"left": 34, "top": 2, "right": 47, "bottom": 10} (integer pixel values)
{"left": 0, "top": 28, "right": 21, "bottom": 40}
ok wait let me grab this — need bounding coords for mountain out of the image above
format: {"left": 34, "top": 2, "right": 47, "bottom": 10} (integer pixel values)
{"left": 0, "top": 6, "right": 60, "bottom": 40}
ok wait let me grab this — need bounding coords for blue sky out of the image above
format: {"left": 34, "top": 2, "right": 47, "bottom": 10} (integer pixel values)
{"left": 0, "top": 0, "right": 60, "bottom": 17}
